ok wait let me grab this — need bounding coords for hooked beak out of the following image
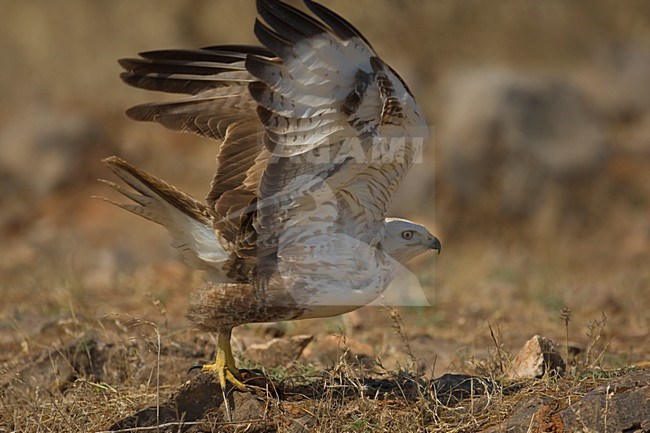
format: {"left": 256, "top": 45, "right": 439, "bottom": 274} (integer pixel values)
{"left": 427, "top": 235, "right": 442, "bottom": 255}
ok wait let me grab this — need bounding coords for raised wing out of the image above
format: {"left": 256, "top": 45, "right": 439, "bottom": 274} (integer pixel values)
{"left": 119, "top": 45, "right": 272, "bottom": 246}
{"left": 120, "top": 45, "right": 271, "bottom": 138}
{"left": 249, "top": 0, "right": 428, "bottom": 268}
{"left": 117, "top": 0, "right": 428, "bottom": 281}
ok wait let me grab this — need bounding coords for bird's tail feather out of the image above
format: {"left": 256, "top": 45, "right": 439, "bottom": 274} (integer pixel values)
{"left": 98, "top": 156, "right": 229, "bottom": 270}
{"left": 99, "top": 155, "right": 211, "bottom": 226}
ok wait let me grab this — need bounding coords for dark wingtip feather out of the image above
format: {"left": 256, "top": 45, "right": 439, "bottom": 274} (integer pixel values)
{"left": 303, "top": 0, "right": 374, "bottom": 49}
{"left": 257, "top": 0, "right": 328, "bottom": 41}
{"left": 247, "top": 81, "right": 269, "bottom": 105}
{"left": 200, "top": 44, "right": 276, "bottom": 58}
{"left": 118, "top": 57, "right": 140, "bottom": 71}
{"left": 245, "top": 54, "right": 284, "bottom": 84}
{"left": 120, "top": 71, "right": 140, "bottom": 88}
{"left": 253, "top": 19, "right": 292, "bottom": 57}
{"left": 125, "top": 104, "right": 157, "bottom": 122}
{"left": 256, "top": 105, "right": 274, "bottom": 126}
{"left": 137, "top": 48, "right": 241, "bottom": 64}
{"left": 120, "top": 72, "right": 192, "bottom": 95}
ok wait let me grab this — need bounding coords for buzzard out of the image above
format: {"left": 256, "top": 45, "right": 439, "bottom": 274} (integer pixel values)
{"left": 103, "top": 0, "right": 440, "bottom": 390}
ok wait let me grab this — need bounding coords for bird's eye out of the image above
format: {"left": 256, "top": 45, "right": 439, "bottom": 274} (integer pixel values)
{"left": 401, "top": 230, "right": 414, "bottom": 240}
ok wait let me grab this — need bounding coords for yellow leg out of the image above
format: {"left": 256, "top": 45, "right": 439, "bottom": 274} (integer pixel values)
{"left": 200, "top": 329, "right": 247, "bottom": 391}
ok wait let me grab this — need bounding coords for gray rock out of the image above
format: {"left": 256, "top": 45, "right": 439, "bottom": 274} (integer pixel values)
{"left": 439, "top": 68, "right": 607, "bottom": 216}
{"left": 558, "top": 369, "right": 650, "bottom": 433}
{"left": 482, "top": 368, "right": 650, "bottom": 433}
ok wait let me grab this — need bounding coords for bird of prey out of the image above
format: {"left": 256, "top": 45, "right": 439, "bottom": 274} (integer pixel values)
{"left": 102, "top": 0, "right": 440, "bottom": 390}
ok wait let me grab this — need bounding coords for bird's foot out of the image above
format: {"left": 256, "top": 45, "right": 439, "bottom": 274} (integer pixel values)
{"left": 188, "top": 330, "right": 249, "bottom": 391}
{"left": 189, "top": 360, "right": 248, "bottom": 391}
{"left": 203, "top": 362, "right": 248, "bottom": 391}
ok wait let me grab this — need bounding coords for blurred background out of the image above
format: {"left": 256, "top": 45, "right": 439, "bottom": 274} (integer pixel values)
{"left": 1, "top": 0, "right": 649, "bottom": 374}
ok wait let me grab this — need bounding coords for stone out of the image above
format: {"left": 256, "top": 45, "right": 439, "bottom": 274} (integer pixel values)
{"left": 431, "top": 373, "right": 498, "bottom": 406}
{"left": 109, "top": 373, "right": 268, "bottom": 432}
{"left": 481, "top": 368, "right": 650, "bottom": 433}
{"left": 557, "top": 368, "right": 650, "bottom": 433}
{"left": 506, "top": 335, "right": 565, "bottom": 380}
{"left": 438, "top": 68, "right": 607, "bottom": 217}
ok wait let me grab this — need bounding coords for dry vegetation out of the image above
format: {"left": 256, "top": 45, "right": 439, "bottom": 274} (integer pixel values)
{"left": 1, "top": 1, "right": 649, "bottom": 431}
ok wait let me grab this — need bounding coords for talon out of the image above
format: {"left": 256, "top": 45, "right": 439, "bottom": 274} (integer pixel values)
{"left": 244, "top": 368, "right": 266, "bottom": 377}
{"left": 188, "top": 363, "right": 205, "bottom": 374}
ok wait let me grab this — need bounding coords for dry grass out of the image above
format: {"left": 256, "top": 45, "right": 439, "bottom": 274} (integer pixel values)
{"left": 0, "top": 284, "right": 640, "bottom": 432}
{"left": 0, "top": 309, "right": 638, "bottom": 432}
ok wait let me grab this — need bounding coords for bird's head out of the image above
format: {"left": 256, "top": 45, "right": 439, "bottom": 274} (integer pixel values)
{"left": 382, "top": 218, "right": 441, "bottom": 264}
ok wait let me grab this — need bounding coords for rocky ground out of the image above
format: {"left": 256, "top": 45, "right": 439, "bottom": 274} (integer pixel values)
{"left": 2, "top": 1, "right": 650, "bottom": 432}
{"left": 2, "top": 321, "right": 649, "bottom": 431}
